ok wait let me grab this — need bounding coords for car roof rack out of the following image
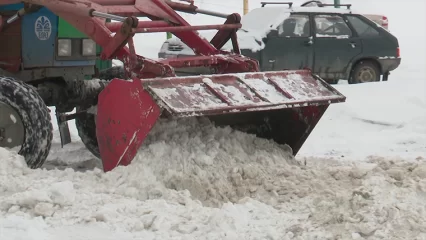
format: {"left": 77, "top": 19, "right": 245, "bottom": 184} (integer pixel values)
{"left": 317, "top": 3, "right": 352, "bottom": 9}
{"left": 261, "top": 2, "right": 293, "bottom": 7}
{"left": 300, "top": 1, "right": 352, "bottom": 9}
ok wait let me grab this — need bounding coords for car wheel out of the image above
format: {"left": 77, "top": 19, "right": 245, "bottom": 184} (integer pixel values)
{"left": 0, "top": 76, "right": 53, "bottom": 168}
{"left": 350, "top": 61, "right": 381, "bottom": 84}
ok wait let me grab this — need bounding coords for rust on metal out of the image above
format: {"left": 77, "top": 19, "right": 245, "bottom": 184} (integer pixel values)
{"left": 100, "top": 16, "right": 138, "bottom": 59}
{"left": 0, "top": 11, "right": 21, "bottom": 72}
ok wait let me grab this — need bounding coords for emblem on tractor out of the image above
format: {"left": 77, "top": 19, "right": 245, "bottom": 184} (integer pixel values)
{"left": 35, "top": 16, "right": 51, "bottom": 40}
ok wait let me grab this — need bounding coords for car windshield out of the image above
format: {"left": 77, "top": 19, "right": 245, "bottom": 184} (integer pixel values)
{"left": 240, "top": 7, "right": 291, "bottom": 32}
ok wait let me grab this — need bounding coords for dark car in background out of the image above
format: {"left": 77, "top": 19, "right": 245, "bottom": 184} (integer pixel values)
{"left": 158, "top": 2, "right": 401, "bottom": 84}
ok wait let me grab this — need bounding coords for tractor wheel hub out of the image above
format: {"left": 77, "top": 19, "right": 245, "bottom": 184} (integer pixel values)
{"left": 0, "top": 102, "right": 25, "bottom": 149}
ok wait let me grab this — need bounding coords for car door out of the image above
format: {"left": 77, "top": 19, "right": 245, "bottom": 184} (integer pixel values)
{"left": 312, "top": 13, "right": 362, "bottom": 80}
{"left": 260, "top": 13, "right": 314, "bottom": 71}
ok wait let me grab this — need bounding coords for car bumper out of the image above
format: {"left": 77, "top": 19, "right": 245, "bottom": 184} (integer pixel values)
{"left": 378, "top": 57, "right": 401, "bottom": 73}
{"left": 158, "top": 52, "right": 179, "bottom": 59}
{"left": 158, "top": 52, "right": 197, "bottom": 59}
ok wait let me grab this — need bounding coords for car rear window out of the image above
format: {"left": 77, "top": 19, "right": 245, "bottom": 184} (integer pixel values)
{"left": 346, "top": 15, "right": 380, "bottom": 37}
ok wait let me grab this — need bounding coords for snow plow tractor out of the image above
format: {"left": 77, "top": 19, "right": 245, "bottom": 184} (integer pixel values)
{"left": 0, "top": 0, "right": 346, "bottom": 172}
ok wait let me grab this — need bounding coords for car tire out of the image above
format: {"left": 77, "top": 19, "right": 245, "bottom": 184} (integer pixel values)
{"left": 75, "top": 66, "right": 125, "bottom": 159}
{"left": 349, "top": 60, "right": 381, "bottom": 84}
{"left": 0, "top": 76, "right": 53, "bottom": 168}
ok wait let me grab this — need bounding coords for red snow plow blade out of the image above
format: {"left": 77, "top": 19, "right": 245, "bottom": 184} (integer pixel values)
{"left": 96, "top": 69, "right": 345, "bottom": 172}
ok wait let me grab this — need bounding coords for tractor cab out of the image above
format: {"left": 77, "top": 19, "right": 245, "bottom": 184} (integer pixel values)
{"left": 0, "top": 3, "right": 112, "bottom": 150}
{"left": 0, "top": 3, "right": 111, "bottom": 80}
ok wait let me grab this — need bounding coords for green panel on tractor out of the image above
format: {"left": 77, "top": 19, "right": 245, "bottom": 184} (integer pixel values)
{"left": 57, "top": 17, "right": 112, "bottom": 78}
{"left": 58, "top": 18, "right": 87, "bottom": 38}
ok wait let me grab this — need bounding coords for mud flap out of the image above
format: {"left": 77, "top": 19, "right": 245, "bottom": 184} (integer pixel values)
{"left": 55, "top": 111, "right": 72, "bottom": 148}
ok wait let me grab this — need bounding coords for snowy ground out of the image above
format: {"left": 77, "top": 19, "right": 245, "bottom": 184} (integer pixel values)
{"left": 1, "top": 0, "right": 426, "bottom": 239}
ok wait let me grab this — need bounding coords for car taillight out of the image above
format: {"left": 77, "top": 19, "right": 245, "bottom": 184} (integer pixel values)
{"left": 382, "top": 16, "right": 388, "bottom": 27}
{"left": 396, "top": 47, "right": 400, "bottom": 58}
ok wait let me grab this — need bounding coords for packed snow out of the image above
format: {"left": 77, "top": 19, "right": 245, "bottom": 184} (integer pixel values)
{"left": 2, "top": 117, "right": 426, "bottom": 239}
{"left": 1, "top": 0, "right": 426, "bottom": 239}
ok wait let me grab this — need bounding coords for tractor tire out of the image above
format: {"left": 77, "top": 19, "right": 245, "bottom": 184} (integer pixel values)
{"left": 0, "top": 76, "right": 53, "bottom": 168}
{"left": 349, "top": 60, "right": 381, "bottom": 84}
{"left": 75, "top": 66, "right": 124, "bottom": 159}
{"left": 75, "top": 103, "right": 100, "bottom": 158}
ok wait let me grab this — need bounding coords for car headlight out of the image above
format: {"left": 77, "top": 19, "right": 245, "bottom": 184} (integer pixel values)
{"left": 82, "top": 39, "right": 96, "bottom": 56}
{"left": 58, "top": 39, "right": 72, "bottom": 57}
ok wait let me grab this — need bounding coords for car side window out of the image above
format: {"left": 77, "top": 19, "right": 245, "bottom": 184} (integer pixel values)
{"left": 277, "top": 14, "right": 310, "bottom": 38}
{"left": 314, "top": 14, "right": 352, "bottom": 38}
{"left": 346, "top": 15, "right": 380, "bottom": 37}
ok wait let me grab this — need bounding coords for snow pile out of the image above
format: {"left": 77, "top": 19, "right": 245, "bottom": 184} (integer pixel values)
{"left": 0, "top": 215, "right": 51, "bottom": 240}
{"left": 1, "top": 118, "right": 426, "bottom": 239}
{"left": 130, "top": 117, "right": 298, "bottom": 207}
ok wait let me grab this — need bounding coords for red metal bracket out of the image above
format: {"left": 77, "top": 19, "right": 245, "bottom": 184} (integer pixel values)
{"left": 106, "top": 20, "right": 169, "bottom": 32}
{"left": 210, "top": 13, "right": 241, "bottom": 51}
{"left": 100, "top": 16, "right": 138, "bottom": 60}
{"left": 134, "top": 23, "right": 241, "bottom": 33}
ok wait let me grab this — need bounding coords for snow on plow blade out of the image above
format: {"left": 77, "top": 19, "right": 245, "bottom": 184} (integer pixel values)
{"left": 96, "top": 69, "right": 346, "bottom": 172}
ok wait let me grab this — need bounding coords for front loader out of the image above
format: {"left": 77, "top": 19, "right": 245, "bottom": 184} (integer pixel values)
{"left": 0, "top": 0, "right": 346, "bottom": 172}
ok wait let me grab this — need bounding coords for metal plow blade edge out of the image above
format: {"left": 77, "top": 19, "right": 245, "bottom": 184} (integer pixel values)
{"left": 96, "top": 69, "right": 346, "bottom": 172}
{"left": 96, "top": 79, "right": 162, "bottom": 172}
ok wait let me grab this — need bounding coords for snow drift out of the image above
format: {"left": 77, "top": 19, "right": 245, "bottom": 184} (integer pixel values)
{"left": 1, "top": 117, "right": 426, "bottom": 239}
